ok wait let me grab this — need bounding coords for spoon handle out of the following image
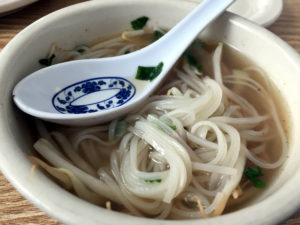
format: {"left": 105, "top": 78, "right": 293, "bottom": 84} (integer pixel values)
{"left": 141, "top": 0, "right": 234, "bottom": 66}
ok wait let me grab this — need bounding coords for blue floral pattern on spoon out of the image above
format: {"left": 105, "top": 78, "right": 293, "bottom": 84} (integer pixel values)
{"left": 52, "top": 77, "right": 136, "bottom": 114}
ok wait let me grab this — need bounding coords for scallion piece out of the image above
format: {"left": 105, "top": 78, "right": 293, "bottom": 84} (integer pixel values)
{"left": 124, "top": 50, "right": 131, "bottom": 54}
{"left": 183, "top": 51, "right": 202, "bottom": 72}
{"left": 131, "top": 16, "right": 149, "bottom": 30}
{"left": 192, "top": 38, "right": 205, "bottom": 47}
{"left": 114, "top": 120, "right": 128, "bottom": 138}
{"left": 145, "top": 179, "right": 162, "bottom": 183}
{"left": 136, "top": 62, "right": 164, "bottom": 81}
{"left": 39, "top": 54, "right": 55, "bottom": 67}
{"left": 244, "top": 167, "right": 265, "bottom": 188}
{"left": 75, "top": 45, "right": 89, "bottom": 53}
{"left": 154, "top": 30, "right": 165, "bottom": 40}
{"left": 170, "top": 125, "right": 177, "bottom": 130}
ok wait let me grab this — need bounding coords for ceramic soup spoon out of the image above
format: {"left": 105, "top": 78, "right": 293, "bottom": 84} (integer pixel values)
{"left": 13, "top": 0, "right": 234, "bottom": 126}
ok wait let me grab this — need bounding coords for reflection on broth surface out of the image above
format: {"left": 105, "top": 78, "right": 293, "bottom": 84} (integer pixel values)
{"left": 29, "top": 20, "right": 288, "bottom": 219}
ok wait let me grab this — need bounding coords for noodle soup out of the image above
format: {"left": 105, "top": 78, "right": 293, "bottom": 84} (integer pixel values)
{"left": 28, "top": 21, "right": 288, "bottom": 219}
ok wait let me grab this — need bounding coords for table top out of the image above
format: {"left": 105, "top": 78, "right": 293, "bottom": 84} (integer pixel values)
{"left": 0, "top": 0, "right": 300, "bottom": 224}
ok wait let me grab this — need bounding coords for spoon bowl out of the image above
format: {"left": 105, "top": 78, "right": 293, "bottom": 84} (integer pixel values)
{"left": 13, "top": 0, "right": 234, "bottom": 126}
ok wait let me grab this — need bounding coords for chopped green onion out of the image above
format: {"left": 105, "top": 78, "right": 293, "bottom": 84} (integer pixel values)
{"left": 252, "top": 179, "right": 265, "bottom": 188}
{"left": 136, "top": 62, "right": 164, "bottom": 81}
{"left": 145, "top": 179, "right": 162, "bottom": 183}
{"left": 114, "top": 120, "right": 128, "bottom": 138}
{"left": 244, "top": 167, "right": 265, "bottom": 188}
{"left": 154, "top": 30, "right": 165, "bottom": 40}
{"left": 170, "top": 125, "right": 177, "bottom": 130}
{"left": 183, "top": 51, "right": 202, "bottom": 72}
{"left": 124, "top": 50, "right": 130, "bottom": 54}
{"left": 131, "top": 16, "right": 149, "bottom": 30}
{"left": 244, "top": 167, "right": 263, "bottom": 178}
{"left": 192, "top": 38, "right": 205, "bottom": 47}
{"left": 75, "top": 45, "right": 89, "bottom": 53}
{"left": 39, "top": 54, "right": 55, "bottom": 66}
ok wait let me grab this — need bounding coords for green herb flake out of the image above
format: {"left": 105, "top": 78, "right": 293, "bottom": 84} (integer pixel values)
{"left": 183, "top": 51, "right": 202, "bottom": 72}
{"left": 170, "top": 125, "right": 177, "bottom": 130}
{"left": 124, "top": 50, "right": 131, "bottom": 54}
{"left": 153, "top": 30, "right": 165, "bottom": 40}
{"left": 244, "top": 167, "right": 263, "bottom": 178}
{"left": 114, "top": 120, "right": 128, "bottom": 138}
{"left": 39, "top": 54, "right": 55, "bottom": 67}
{"left": 252, "top": 179, "right": 265, "bottom": 188}
{"left": 75, "top": 45, "right": 89, "bottom": 53}
{"left": 77, "top": 49, "right": 85, "bottom": 53}
{"left": 244, "top": 167, "right": 265, "bottom": 189}
{"left": 192, "top": 38, "right": 205, "bottom": 47}
{"left": 131, "top": 16, "right": 149, "bottom": 30}
{"left": 145, "top": 179, "right": 162, "bottom": 183}
{"left": 136, "top": 62, "right": 164, "bottom": 81}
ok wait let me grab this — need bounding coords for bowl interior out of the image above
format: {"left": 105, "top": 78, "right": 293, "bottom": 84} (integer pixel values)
{"left": 1, "top": 0, "right": 300, "bottom": 225}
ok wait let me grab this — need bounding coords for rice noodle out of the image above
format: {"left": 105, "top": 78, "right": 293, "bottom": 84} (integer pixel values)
{"left": 29, "top": 29, "right": 288, "bottom": 219}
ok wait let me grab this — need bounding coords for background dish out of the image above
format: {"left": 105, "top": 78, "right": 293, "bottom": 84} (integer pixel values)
{"left": 173, "top": 0, "right": 283, "bottom": 26}
{"left": 0, "top": 0, "right": 38, "bottom": 16}
{"left": 228, "top": 0, "right": 283, "bottom": 26}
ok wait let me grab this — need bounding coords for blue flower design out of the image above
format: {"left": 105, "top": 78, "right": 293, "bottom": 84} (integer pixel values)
{"left": 53, "top": 77, "right": 136, "bottom": 114}
{"left": 74, "top": 86, "right": 81, "bottom": 92}
{"left": 116, "top": 88, "right": 131, "bottom": 100}
{"left": 57, "top": 98, "right": 67, "bottom": 105}
{"left": 98, "top": 81, "right": 106, "bottom": 85}
{"left": 66, "top": 105, "right": 89, "bottom": 114}
{"left": 82, "top": 81, "right": 100, "bottom": 94}
{"left": 97, "top": 105, "right": 105, "bottom": 110}
{"left": 55, "top": 106, "right": 66, "bottom": 112}
{"left": 119, "top": 81, "right": 125, "bottom": 87}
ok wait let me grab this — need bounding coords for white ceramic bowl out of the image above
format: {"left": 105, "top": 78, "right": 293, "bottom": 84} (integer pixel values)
{"left": 0, "top": 0, "right": 300, "bottom": 224}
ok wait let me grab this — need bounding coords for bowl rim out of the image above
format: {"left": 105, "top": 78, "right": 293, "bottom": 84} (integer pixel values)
{"left": 0, "top": 0, "right": 300, "bottom": 224}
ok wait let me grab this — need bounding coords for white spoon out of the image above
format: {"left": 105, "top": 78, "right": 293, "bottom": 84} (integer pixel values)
{"left": 13, "top": 0, "right": 234, "bottom": 126}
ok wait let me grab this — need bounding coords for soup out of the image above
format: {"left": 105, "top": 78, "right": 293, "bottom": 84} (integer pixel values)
{"left": 28, "top": 17, "right": 288, "bottom": 219}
